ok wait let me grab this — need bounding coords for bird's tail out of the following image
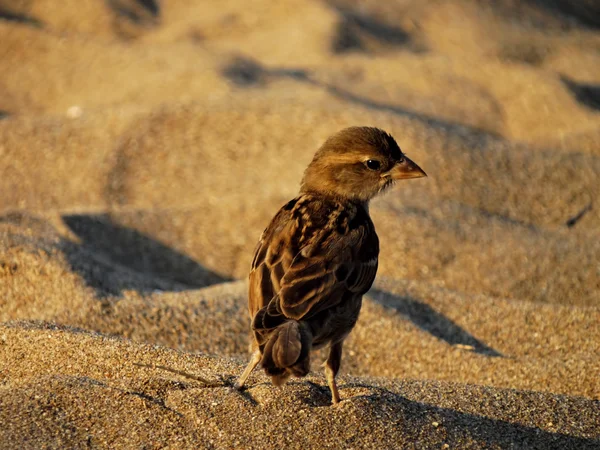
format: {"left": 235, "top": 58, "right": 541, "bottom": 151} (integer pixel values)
{"left": 260, "top": 320, "right": 313, "bottom": 386}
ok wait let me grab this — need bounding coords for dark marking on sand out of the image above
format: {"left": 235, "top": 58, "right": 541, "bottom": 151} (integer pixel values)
{"left": 327, "top": 2, "right": 424, "bottom": 54}
{"left": 106, "top": 0, "right": 160, "bottom": 23}
{"left": 527, "top": 0, "right": 600, "bottom": 29}
{"left": 133, "top": 365, "right": 260, "bottom": 406}
{"left": 339, "top": 382, "right": 600, "bottom": 449}
{"left": 0, "top": 9, "right": 43, "bottom": 27}
{"left": 221, "top": 55, "right": 502, "bottom": 139}
{"left": 62, "top": 214, "right": 231, "bottom": 297}
{"left": 133, "top": 363, "right": 222, "bottom": 387}
{"left": 566, "top": 202, "right": 593, "bottom": 228}
{"left": 561, "top": 77, "right": 600, "bottom": 112}
{"left": 369, "top": 288, "right": 503, "bottom": 357}
{"left": 222, "top": 56, "right": 308, "bottom": 87}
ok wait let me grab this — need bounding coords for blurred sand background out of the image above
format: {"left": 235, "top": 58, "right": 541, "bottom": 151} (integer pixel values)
{"left": 1, "top": 0, "right": 599, "bottom": 448}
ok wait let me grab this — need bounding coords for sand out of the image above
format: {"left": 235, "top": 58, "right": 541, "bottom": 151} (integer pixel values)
{"left": 1, "top": 0, "right": 599, "bottom": 448}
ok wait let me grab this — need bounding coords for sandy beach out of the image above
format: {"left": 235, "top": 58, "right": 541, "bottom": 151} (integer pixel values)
{"left": 1, "top": 0, "right": 599, "bottom": 448}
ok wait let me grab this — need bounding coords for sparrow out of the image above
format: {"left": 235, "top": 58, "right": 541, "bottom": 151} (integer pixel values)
{"left": 235, "top": 126, "right": 426, "bottom": 404}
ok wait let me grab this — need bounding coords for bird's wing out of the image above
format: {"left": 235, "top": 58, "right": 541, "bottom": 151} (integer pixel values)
{"left": 249, "top": 195, "right": 379, "bottom": 328}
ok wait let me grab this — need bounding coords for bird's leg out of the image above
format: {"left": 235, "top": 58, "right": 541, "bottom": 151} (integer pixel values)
{"left": 324, "top": 341, "right": 343, "bottom": 404}
{"left": 235, "top": 349, "right": 261, "bottom": 390}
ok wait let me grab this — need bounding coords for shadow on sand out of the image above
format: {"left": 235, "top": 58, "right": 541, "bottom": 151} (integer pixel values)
{"left": 561, "top": 76, "right": 600, "bottom": 112}
{"left": 0, "top": 7, "right": 43, "bottom": 27}
{"left": 336, "top": 383, "right": 600, "bottom": 449}
{"left": 6, "top": 321, "right": 598, "bottom": 448}
{"left": 62, "top": 214, "right": 230, "bottom": 297}
{"left": 326, "top": 1, "right": 424, "bottom": 54}
{"left": 368, "top": 287, "right": 502, "bottom": 357}
{"left": 221, "top": 55, "right": 501, "bottom": 139}
{"left": 105, "top": 0, "right": 160, "bottom": 25}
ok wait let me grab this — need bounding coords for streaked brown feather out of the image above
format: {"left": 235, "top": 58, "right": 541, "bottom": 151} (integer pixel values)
{"left": 273, "top": 321, "right": 302, "bottom": 367}
{"left": 249, "top": 193, "right": 378, "bottom": 339}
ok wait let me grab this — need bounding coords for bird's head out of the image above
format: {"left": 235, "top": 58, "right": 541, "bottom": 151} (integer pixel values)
{"left": 300, "top": 127, "right": 427, "bottom": 203}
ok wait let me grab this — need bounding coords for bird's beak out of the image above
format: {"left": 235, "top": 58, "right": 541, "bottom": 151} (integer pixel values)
{"left": 390, "top": 156, "right": 427, "bottom": 180}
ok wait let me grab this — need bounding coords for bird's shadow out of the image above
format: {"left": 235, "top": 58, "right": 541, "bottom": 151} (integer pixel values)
{"left": 61, "top": 214, "right": 231, "bottom": 298}
{"left": 368, "top": 287, "right": 503, "bottom": 357}
{"left": 336, "top": 382, "right": 600, "bottom": 449}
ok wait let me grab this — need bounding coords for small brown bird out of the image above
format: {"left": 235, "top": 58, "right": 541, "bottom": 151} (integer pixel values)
{"left": 235, "top": 127, "right": 426, "bottom": 404}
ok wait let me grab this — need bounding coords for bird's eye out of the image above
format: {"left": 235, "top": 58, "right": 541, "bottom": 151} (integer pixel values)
{"left": 365, "top": 159, "right": 381, "bottom": 170}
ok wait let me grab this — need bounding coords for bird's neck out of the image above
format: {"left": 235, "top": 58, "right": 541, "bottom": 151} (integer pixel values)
{"left": 299, "top": 187, "right": 370, "bottom": 212}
